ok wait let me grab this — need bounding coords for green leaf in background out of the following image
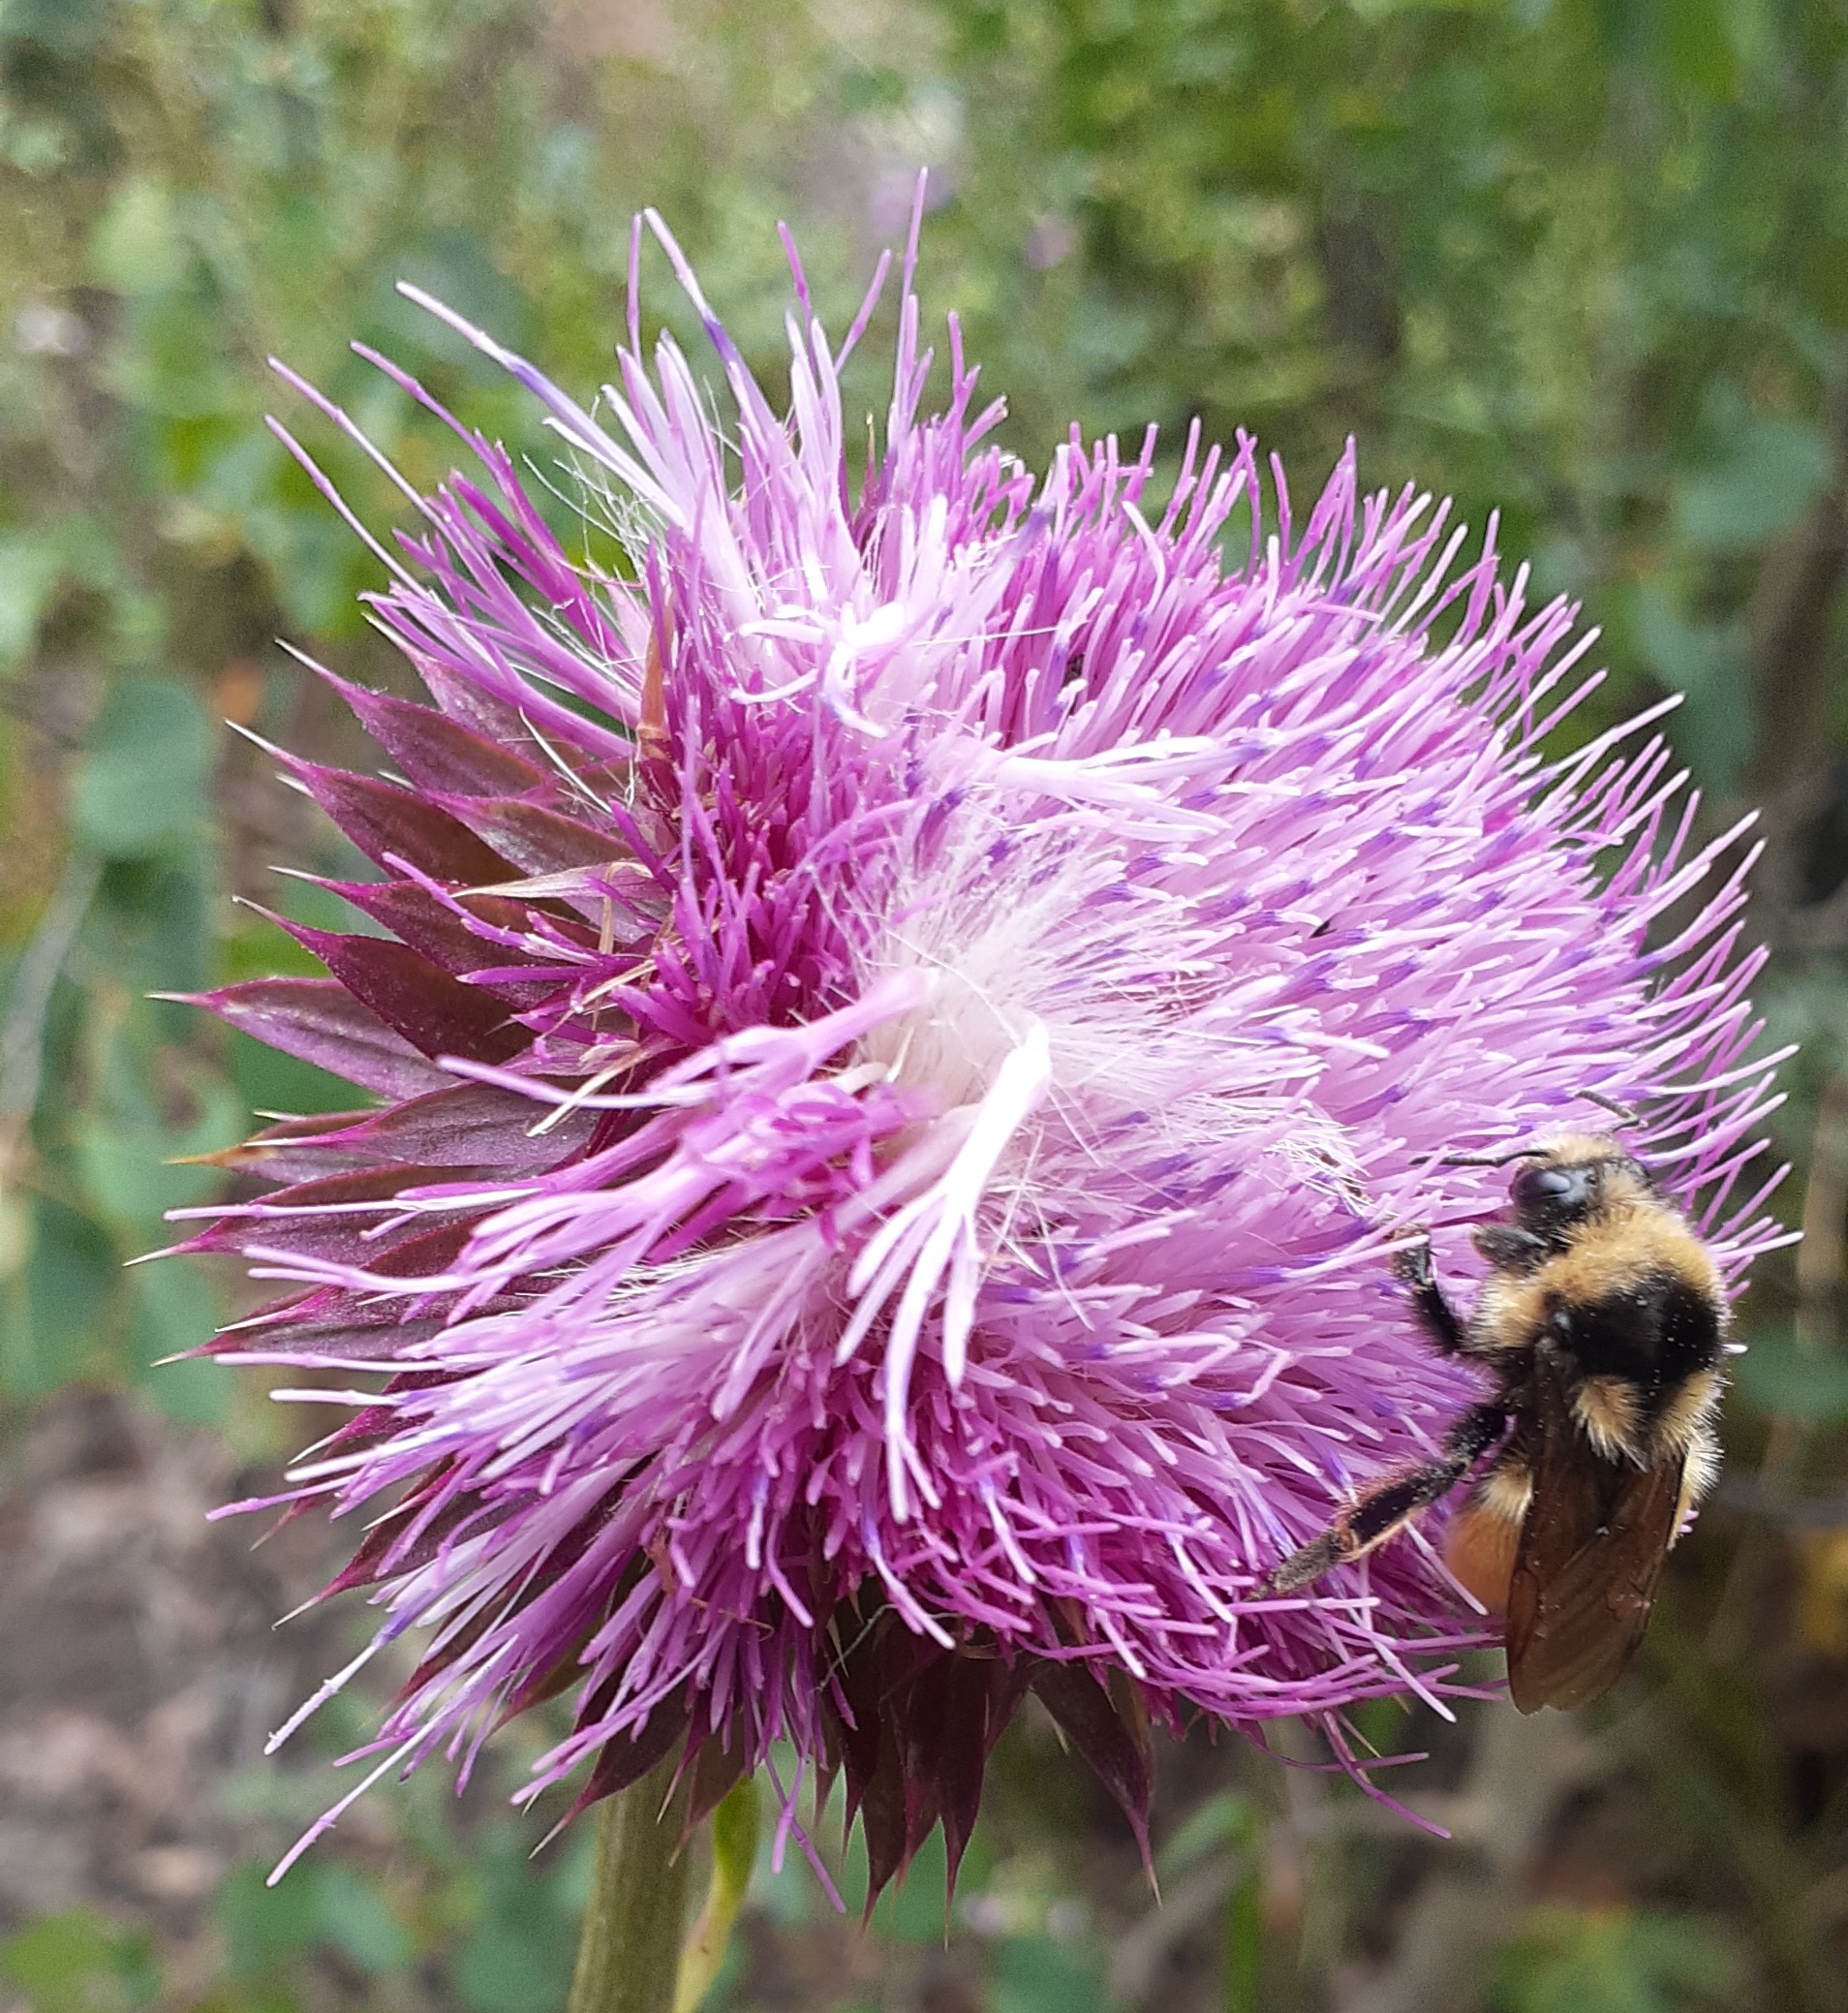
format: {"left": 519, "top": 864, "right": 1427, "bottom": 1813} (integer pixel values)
{"left": 1347, "top": 0, "right": 1502, "bottom": 21}
{"left": 1631, "top": 579, "right": 1754, "bottom": 792}
{"left": 0, "top": 1907, "right": 160, "bottom": 2013}
{"left": 218, "top": 1862, "right": 319, "bottom": 1981}
{"left": 225, "top": 1028, "right": 362, "bottom": 1121}
{"left": 0, "top": 1194, "right": 116, "bottom": 1396}
{"left": 1758, "top": 964, "right": 1848, "bottom": 1165}
{"left": 88, "top": 176, "right": 189, "bottom": 294}
{"left": 129, "top": 1257, "right": 227, "bottom": 1426}
{"left": 1732, "top": 1329, "right": 1848, "bottom": 1423}
{"left": 380, "top": 225, "right": 536, "bottom": 360}
{"left": 0, "top": 514, "right": 138, "bottom": 670}
{"left": 1672, "top": 416, "right": 1836, "bottom": 554}
{"left": 91, "top": 858, "right": 214, "bottom": 997}
{"left": 747, "top": 1827, "right": 817, "bottom": 1931}
{"left": 0, "top": 529, "right": 72, "bottom": 668}
{"left": 66, "top": 989, "right": 238, "bottom": 1227}
{"left": 310, "top": 1864, "right": 416, "bottom": 1976}
{"left": 218, "top": 1856, "right": 418, "bottom": 1995}
{"left": 450, "top": 1830, "right": 589, "bottom": 2013}
{"left": 1225, "top": 1848, "right": 1263, "bottom": 2013}
{"left": 1155, "top": 1787, "right": 1257, "bottom": 1877}
{"left": 452, "top": 1917, "right": 569, "bottom": 2013}
{"left": 0, "top": 0, "right": 113, "bottom": 59}
{"left": 75, "top": 1076, "right": 242, "bottom": 1235}
{"left": 1487, "top": 1905, "right": 1740, "bottom": 2013}
{"left": 71, "top": 679, "right": 213, "bottom": 860}
{"left": 110, "top": 292, "right": 242, "bottom": 423}
{"left": 1149, "top": 1785, "right": 1264, "bottom": 2010}
{"left": 1798, "top": 228, "right": 1848, "bottom": 328}
{"left": 249, "top": 508, "right": 379, "bottom": 639}
{"left": 989, "top": 1935, "right": 1106, "bottom": 2013}
{"left": 1659, "top": 0, "right": 1745, "bottom": 100}
{"left": 870, "top": 1827, "right": 956, "bottom": 1945}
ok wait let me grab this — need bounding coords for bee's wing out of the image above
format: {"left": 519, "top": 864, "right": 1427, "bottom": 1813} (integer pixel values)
{"left": 1505, "top": 1347, "right": 1683, "bottom": 1714}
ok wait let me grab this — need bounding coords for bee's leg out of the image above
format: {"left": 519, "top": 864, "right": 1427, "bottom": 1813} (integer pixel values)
{"left": 1262, "top": 1402, "right": 1507, "bottom": 1595}
{"left": 1471, "top": 1224, "right": 1552, "bottom": 1271}
{"left": 1672, "top": 1420, "right": 1722, "bottom": 1539}
{"left": 1392, "top": 1234, "right": 1467, "bottom": 1354}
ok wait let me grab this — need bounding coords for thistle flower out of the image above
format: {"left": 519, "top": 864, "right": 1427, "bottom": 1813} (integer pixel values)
{"left": 172, "top": 201, "right": 1785, "bottom": 1894}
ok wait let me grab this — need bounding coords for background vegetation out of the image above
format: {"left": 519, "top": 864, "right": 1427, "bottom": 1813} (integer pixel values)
{"left": 2, "top": 2, "right": 1846, "bottom": 2009}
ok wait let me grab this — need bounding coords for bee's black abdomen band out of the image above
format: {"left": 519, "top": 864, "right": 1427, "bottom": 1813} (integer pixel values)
{"left": 1560, "top": 1273, "right": 1724, "bottom": 1384}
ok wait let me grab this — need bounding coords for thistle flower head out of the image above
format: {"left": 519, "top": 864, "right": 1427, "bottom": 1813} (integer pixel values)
{"left": 174, "top": 200, "right": 1786, "bottom": 1892}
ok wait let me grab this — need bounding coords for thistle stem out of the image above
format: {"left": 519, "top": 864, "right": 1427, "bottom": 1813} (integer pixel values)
{"left": 568, "top": 1759, "right": 691, "bottom": 2013}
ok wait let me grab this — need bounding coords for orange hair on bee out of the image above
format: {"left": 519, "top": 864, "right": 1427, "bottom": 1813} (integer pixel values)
{"left": 1443, "top": 1500, "right": 1521, "bottom": 1616}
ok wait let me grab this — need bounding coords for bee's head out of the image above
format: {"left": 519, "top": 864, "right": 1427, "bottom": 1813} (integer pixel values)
{"left": 1507, "top": 1132, "right": 1649, "bottom": 1231}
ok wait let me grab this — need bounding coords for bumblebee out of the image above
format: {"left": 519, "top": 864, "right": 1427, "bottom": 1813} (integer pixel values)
{"left": 1266, "top": 1132, "right": 1727, "bottom": 1712}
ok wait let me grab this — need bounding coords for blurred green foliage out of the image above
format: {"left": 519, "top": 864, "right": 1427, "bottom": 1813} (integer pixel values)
{"left": 0, "top": 1910, "right": 161, "bottom": 2013}
{"left": 3, "top": 1, "right": 1847, "bottom": 2010}
{"left": 1486, "top": 1906, "right": 1742, "bottom": 2013}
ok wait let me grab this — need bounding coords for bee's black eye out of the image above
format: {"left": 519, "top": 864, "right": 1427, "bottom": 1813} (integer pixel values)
{"left": 1512, "top": 1162, "right": 1594, "bottom": 1219}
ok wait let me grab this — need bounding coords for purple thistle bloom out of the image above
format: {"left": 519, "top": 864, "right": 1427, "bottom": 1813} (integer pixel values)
{"left": 172, "top": 200, "right": 1787, "bottom": 1892}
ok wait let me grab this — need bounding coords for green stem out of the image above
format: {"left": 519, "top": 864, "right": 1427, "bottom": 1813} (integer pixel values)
{"left": 568, "top": 1758, "right": 692, "bottom": 2013}
{"left": 672, "top": 1776, "right": 760, "bottom": 2013}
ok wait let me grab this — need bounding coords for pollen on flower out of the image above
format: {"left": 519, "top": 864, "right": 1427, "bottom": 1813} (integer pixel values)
{"left": 168, "top": 185, "right": 1789, "bottom": 1894}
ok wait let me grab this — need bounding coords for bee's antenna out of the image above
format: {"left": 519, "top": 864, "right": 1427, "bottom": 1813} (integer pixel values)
{"left": 1439, "top": 1146, "right": 1542, "bottom": 1169}
{"left": 1581, "top": 1089, "right": 1640, "bottom": 1128}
